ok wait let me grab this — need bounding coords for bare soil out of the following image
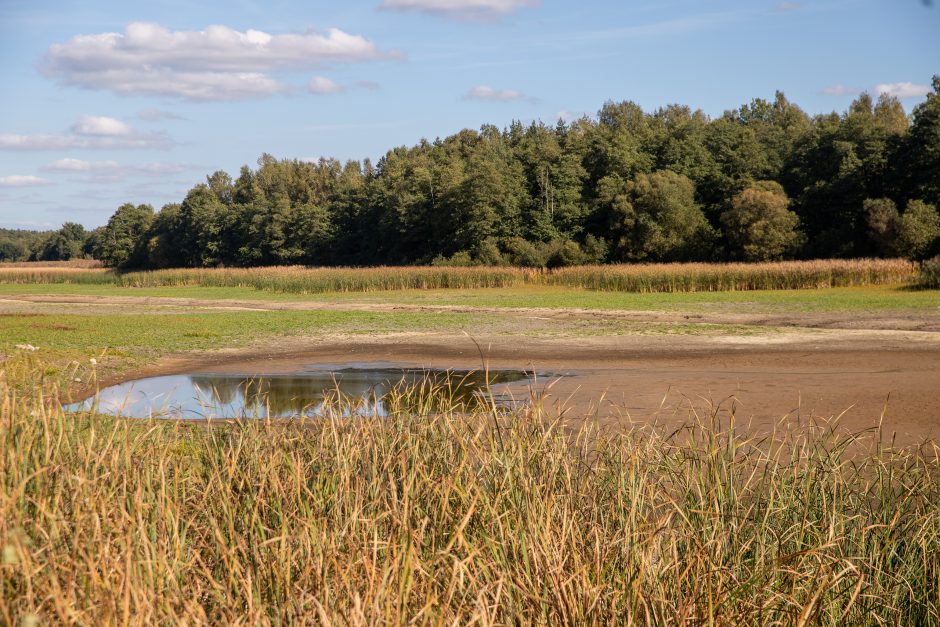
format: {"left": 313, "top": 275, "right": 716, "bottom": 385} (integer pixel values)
{"left": 4, "top": 293, "right": 940, "bottom": 331}
{"left": 10, "top": 293, "right": 938, "bottom": 443}
{"left": 105, "top": 330, "right": 940, "bottom": 445}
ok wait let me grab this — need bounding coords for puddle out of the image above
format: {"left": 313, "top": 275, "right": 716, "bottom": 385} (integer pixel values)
{"left": 66, "top": 367, "right": 538, "bottom": 420}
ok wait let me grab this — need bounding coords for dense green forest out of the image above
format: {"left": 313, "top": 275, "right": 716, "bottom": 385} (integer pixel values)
{"left": 18, "top": 76, "right": 940, "bottom": 268}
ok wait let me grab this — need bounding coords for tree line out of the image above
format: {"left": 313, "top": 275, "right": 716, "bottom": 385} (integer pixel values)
{"left": 0, "top": 225, "right": 96, "bottom": 263}
{"left": 20, "top": 76, "right": 940, "bottom": 269}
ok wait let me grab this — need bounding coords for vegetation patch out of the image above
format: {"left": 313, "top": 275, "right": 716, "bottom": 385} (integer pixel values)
{"left": 1, "top": 367, "right": 938, "bottom": 623}
{"left": 0, "top": 258, "right": 918, "bottom": 294}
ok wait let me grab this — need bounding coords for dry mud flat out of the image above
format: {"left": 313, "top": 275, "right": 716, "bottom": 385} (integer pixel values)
{"left": 9, "top": 293, "right": 937, "bottom": 443}
{"left": 182, "top": 331, "right": 940, "bottom": 444}
{"left": 4, "top": 293, "right": 940, "bottom": 332}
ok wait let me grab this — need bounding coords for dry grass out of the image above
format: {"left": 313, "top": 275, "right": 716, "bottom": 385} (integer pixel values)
{"left": 0, "top": 266, "right": 113, "bottom": 285}
{"left": 2, "top": 364, "right": 939, "bottom": 624}
{"left": 0, "top": 259, "right": 918, "bottom": 294}
{"left": 0, "top": 260, "right": 103, "bottom": 269}
{"left": 545, "top": 259, "right": 916, "bottom": 292}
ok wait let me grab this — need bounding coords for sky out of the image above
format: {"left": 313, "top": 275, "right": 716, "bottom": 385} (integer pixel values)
{"left": 0, "top": 0, "right": 937, "bottom": 231}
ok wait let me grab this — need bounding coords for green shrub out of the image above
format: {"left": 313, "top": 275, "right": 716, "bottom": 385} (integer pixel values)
{"left": 919, "top": 256, "right": 940, "bottom": 288}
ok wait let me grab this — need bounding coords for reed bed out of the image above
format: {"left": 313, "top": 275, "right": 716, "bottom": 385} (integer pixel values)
{"left": 119, "top": 265, "right": 535, "bottom": 292}
{"left": 0, "top": 266, "right": 114, "bottom": 285}
{"left": 545, "top": 258, "right": 916, "bottom": 292}
{"left": 0, "top": 259, "right": 920, "bottom": 293}
{"left": 2, "top": 367, "right": 939, "bottom": 624}
{"left": 0, "top": 259, "right": 103, "bottom": 269}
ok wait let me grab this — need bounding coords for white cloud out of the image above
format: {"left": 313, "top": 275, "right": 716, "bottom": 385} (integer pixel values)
{"left": 776, "top": 2, "right": 802, "bottom": 10}
{"left": 44, "top": 158, "right": 120, "bottom": 172}
{"left": 42, "top": 22, "right": 398, "bottom": 101}
{"left": 464, "top": 85, "right": 528, "bottom": 102}
{"left": 71, "top": 115, "right": 133, "bottom": 136}
{"left": 0, "top": 116, "right": 173, "bottom": 151}
{"left": 875, "top": 82, "right": 932, "bottom": 99}
{"left": 380, "top": 0, "right": 538, "bottom": 20}
{"left": 821, "top": 84, "right": 860, "bottom": 96}
{"left": 41, "top": 158, "right": 196, "bottom": 182}
{"left": 0, "top": 175, "right": 52, "bottom": 187}
{"left": 308, "top": 76, "right": 344, "bottom": 95}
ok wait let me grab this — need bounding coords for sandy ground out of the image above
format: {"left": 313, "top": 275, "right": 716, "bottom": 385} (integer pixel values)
{"left": 168, "top": 334, "right": 935, "bottom": 443}
{"left": 5, "top": 293, "right": 939, "bottom": 443}
{"left": 3, "top": 293, "right": 940, "bottom": 331}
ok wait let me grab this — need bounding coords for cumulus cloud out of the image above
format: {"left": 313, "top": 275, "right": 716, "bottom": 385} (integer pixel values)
{"left": 41, "top": 22, "right": 398, "bottom": 101}
{"left": 0, "top": 175, "right": 52, "bottom": 187}
{"left": 41, "top": 158, "right": 196, "bottom": 182}
{"left": 379, "top": 0, "right": 538, "bottom": 20}
{"left": 71, "top": 115, "right": 133, "bottom": 136}
{"left": 308, "top": 76, "right": 344, "bottom": 95}
{"left": 44, "top": 158, "right": 120, "bottom": 172}
{"left": 464, "top": 85, "right": 528, "bottom": 102}
{"left": 821, "top": 84, "right": 860, "bottom": 96}
{"left": 875, "top": 82, "right": 932, "bottom": 99}
{"left": 0, "top": 116, "right": 173, "bottom": 151}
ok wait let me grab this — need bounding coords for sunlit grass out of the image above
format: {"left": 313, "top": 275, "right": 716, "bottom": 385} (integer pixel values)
{"left": 0, "top": 281, "right": 935, "bottom": 312}
{"left": 0, "top": 259, "right": 918, "bottom": 294}
{"left": 1, "top": 363, "right": 938, "bottom": 623}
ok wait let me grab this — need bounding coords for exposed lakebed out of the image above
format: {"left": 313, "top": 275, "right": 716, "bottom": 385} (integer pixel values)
{"left": 67, "top": 366, "right": 539, "bottom": 420}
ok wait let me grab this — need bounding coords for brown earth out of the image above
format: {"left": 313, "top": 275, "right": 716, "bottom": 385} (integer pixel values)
{"left": 5, "top": 294, "right": 938, "bottom": 443}
{"left": 3, "top": 293, "right": 940, "bottom": 331}
{"left": 93, "top": 329, "right": 940, "bottom": 445}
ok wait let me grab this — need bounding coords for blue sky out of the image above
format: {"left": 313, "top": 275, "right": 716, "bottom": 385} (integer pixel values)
{"left": 0, "top": 0, "right": 937, "bottom": 230}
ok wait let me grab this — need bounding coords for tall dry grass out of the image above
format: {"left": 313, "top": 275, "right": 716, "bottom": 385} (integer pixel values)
{"left": 0, "top": 259, "right": 917, "bottom": 294}
{"left": 545, "top": 259, "right": 916, "bottom": 292}
{"left": 2, "top": 365, "right": 939, "bottom": 624}
{"left": 0, "top": 259, "right": 103, "bottom": 269}
{"left": 0, "top": 266, "right": 113, "bottom": 285}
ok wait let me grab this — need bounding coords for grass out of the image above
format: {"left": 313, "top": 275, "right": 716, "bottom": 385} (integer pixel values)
{"left": 1, "top": 263, "right": 938, "bottom": 622}
{"left": 0, "top": 310, "right": 478, "bottom": 353}
{"left": 0, "top": 259, "right": 918, "bottom": 294}
{"left": 0, "top": 259, "right": 103, "bottom": 269}
{"left": 1, "top": 365, "right": 938, "bottom": 623}
{"left": 2, "top": 282, "right": 937, "bottom": 314}
{"left": 0, "top": 308, "right": 486, "bottom": 394}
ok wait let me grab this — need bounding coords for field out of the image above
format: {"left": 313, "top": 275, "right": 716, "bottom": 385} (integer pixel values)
{"left": 2, "top": 261, "right": 939, "bottom": 623}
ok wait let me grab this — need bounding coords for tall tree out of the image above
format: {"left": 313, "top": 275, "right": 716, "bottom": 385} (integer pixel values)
{"left": 896, "top": 76, "right": 940, "bottom": 208}
{"left": 97, "top": 203, "right": 154, "bottom": 268}
{"left": 607, "top": 170, "right": 712, "bottom": 261}
{"left": 721, "top": 182, "right": 801, "bottom": 261}
{"left": 896, "top": 200, "right": 940, "bottom": 263}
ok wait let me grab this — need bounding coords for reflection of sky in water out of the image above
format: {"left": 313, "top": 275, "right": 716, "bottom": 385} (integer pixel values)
{"left": 66, "top": 368, "right": 533, "bottom": 420}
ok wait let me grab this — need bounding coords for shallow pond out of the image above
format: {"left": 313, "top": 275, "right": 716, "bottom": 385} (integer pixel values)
{"left": 67, "top": 366, "right": 537, "bottom": 420}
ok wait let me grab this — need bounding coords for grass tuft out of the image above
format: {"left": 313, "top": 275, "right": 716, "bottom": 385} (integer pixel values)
{"left": 1, "top": 364, "right": 938, "bottom": 623}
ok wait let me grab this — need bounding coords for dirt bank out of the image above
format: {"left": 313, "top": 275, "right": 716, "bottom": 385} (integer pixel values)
{"left": 3, "top": 293, "right": 940, "bottom": 332}
{"left": 94, "top": 331, "right": 939, "bottom": 444}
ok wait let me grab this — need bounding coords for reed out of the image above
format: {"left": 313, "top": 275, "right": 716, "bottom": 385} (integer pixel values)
{"left": 545, "top": 258, "right": 917, "bottom": 292}
{"left": 1, "top": 364, "right": 938, "bottom": 624}
{"left": 0, "top": 266, "right": 114, "bottom": 284}
{"left": 0, "top": 259, "right": 921, "bottom": 293}
{"left": 0, "top": 259, "right": 103, "bottom": 269}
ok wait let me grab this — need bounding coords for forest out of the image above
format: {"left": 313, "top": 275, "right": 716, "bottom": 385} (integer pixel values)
{"left": 9, "top": 76, "right": 940, "bottom": 269}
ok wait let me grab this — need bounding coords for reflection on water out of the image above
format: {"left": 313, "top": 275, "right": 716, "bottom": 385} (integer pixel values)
{"left": 66, "top": 367, "right": 534, "bottom": 420}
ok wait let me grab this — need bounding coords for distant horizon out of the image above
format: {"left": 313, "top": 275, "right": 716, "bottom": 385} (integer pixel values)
{"left": 1, "top": 0, "right": 938, "bottom": 230}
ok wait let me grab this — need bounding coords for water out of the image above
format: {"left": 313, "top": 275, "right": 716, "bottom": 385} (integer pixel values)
{"left": 66, "top": 366, "right": 536, "bottom": 420}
